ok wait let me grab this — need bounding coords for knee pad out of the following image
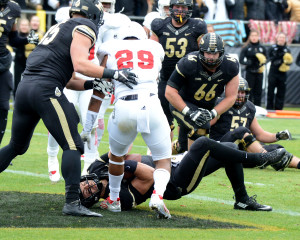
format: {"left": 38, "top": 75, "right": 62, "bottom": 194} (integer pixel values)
{"left": 239, "top": 134, "right": 257, "bottom": 151}
{"left": 188, "top": 128, "right": 208, "bottom": 141}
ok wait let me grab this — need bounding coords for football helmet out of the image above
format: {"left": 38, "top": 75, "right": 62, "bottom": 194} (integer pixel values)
{"left": 158, "top": 0, "right": 170, "bottom": 18}
{"left": 69, "top": 0, "right": 104, "bottom": 28}
{"left": 234, "top": 77, "right": 251, "bottom": 109}
{"left": 79, "top": 173, "right": 108, "bottom": 208}
{"left": 169, "top": 0, "right": 193, "bottom": 23}
{"left": 0, "top": 0, "right": 8, "bottom": 7}
{"left": 118, "top": 21, "right": 147, "bottom": 40}
{"left": 199, "top": 33, "right": 225, "bottom": 69}
{"left": 100, "top": 0, "right": 115, "bottom": 13}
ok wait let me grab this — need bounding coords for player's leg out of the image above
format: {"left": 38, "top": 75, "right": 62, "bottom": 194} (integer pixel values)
{"left": 96, "top": 95, "right": 111, "bottom": 147}
{"left": 0, "top": 70, "right": 13, "bottom": 146}
{"left": 143, "top": 96, "right": 172, "bottom": 218}
{"left": 101, "top": 99, "right": 138, "bottom": 212}
{"left": 41, "top": 91, "right": 101, "bottom": 217}
{"left": 47, "top": 133, "right": 61, "bottom": 182}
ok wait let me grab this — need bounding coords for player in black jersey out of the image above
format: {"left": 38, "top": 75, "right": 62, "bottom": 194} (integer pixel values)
{"left": 0, "top": 0, "right": 137, "bottom": 217}
{"left": 0, "top": 0, "right": 39, "bottom": 146}
{"left": 166, "top": 32, "right": 239, "bottom": 151}
{"left": 210, "top": 78, "right": 300, "bottom": 171}
{"left": 150, "top": 0, "right": 207, "bottom": 134}
{"left": 79, "top": 137, "right": 286, "bottom": 213}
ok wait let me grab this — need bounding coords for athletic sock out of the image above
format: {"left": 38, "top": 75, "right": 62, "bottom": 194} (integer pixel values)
{"left": 153, "top": 168, "right": 170, "bottom": 196}
{"left": 109, "top": 173, "right": 124, "bottom": 201}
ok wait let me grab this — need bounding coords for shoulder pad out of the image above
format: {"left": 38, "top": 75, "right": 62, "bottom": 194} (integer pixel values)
{"left": 151, "top": 17, "right": 167, "bottom": 33}
{"left": 143, "top": 11, "right": 161, "bottom": 29}
{"left": 73, "top": 24, "right": 97, "bottom": 46}
{"left": 189, "top": 18, "right": 207, "bottom": 36}
{"left": 222, "top": 54, "right": 239, "bottom": 76}
{"left": 176, "top": 52, "right": 198, "bottom": 77}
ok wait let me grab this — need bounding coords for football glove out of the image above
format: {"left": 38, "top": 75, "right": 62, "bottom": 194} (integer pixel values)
{"left": 93, "top": 78, "right": 113, "bottom": 95}
{"left": 80, "top": 130, "right": 92, "bottom": 150}
{"left": 113, "top": 69, "right": 138, "bottom": 89}
{"left": 276, "top": 129, "right": 292, "bottom": 141}
{"left": 27, "top": 30, "right": 39, "bottom": 45}
{"left": 283, "top": 52, "right": 293, "bottom": 65}
{"left": 184, "top": 108, "right": 212, "bottom": 128}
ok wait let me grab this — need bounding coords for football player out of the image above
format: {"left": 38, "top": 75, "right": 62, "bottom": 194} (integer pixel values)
{"left": 210, "top": 78, "right": 300, "bottom": 171}
{"left": 81, "top": 21, "right": 173, "bottom": 219}
{"left": 165, "top": 32, "right": 239, "bottom": 151}
{"left": 79, "top": 137, "right": 286, "bottom": 213}
{"left": 150, "top": 0, "right": 207, "bottom": 140}
{"left": 0, "top": 0, "right": 39, "bottom": 146}
{"left": 0, "top": 0, "right": 137, "bottom": 217}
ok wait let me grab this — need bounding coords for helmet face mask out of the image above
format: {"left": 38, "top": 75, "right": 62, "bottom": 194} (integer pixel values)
{"left": 234, "top": 77, "right": 251, "bottom": 109}
{"left": 199, "top": 33, "right": 225, "bottom": 69}
{"left": 69, "top": 0, "right": 104, "bottom": 28}
{"left": 169, "top": 0, "right": 193, "bottom": 23}
{"left": 79, "top": 173, "right": 104, "bottom": 208}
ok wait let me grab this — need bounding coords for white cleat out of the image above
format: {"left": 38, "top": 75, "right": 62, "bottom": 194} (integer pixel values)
{"left": 99, "top": 197, "right": 121, "bottom": 212}
{"left": 48, "top": 156, "right": 60, "bottom": 182}
{"left": 149, "top": 191, "right": 171, "bottom": 219}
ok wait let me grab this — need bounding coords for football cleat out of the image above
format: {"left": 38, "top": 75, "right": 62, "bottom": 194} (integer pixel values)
{"left": 271, "top": 151, "right": 293, "bottom": 171}
{"left": 48, "top": 156, "right": 60, "bottom": 182}
{"left": 257, "top": 148, "right": 286, "bottom": 168}
{"left": 99, "top": 197, "right": 121, "bottom": 212}
{"left": 234, "top": 195, "right": 272, "bottom": 211}
{"left": 149, "top": 191, "right": 171, "bottom": 219}
{"left": 63, "top": 200, "right": 103, "bottom": 217}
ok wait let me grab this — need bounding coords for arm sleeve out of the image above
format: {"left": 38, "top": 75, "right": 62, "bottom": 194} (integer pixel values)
{"left": 8, "top": 30, "right": 28, "bottom": 47}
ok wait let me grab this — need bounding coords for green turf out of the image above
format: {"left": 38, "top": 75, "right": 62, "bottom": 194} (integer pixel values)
{"left": 0, "top": 108, "right": 300, "bottom": 239}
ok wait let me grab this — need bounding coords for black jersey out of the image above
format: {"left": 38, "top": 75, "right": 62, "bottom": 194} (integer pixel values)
{"left": 167, "top": 53, "right": 239, "bottom": 110}
{"left": 151, "top": 17, "right": 207, "bottom": 82}
{"left": 23, "top": 18, "right": 97, "bottom": 88}
{"left": 210, "top": 99, "right": 256, "bottom": 141}
{"left": 0, "top": 1, "right": 21, "bottom": 56}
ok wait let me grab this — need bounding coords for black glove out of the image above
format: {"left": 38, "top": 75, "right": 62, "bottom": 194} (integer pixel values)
{"left": 276, "top": 129, "right": 292, "bottom": 140}
{"left": 184, "top": 108, "right": 212, "bottom": 128}
{"left": 93, "top": 78, "right": 113, "bottom": 95}
{"left": 27, "top": 30, "right": 39, "bottom": 45}
{"left": 102, "top": 68, "right": 138, "bottom": 89}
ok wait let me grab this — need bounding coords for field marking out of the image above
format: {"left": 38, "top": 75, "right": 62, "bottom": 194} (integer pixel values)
{"left": 185, "top": 194, "right": 300, "bottom": 217}
{"left": 3, "top": 169, "right": 300, "bottom": 217}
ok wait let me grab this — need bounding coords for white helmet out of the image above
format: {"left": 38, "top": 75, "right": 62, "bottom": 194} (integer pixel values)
{"left": 100, "top": 0, "right": 115, "bottom": 13}
{"left": 118, "top": 21, "right": 147, "bottom": 40}
{"left": 158, "top": 0, "right": 170, "bottom": 18}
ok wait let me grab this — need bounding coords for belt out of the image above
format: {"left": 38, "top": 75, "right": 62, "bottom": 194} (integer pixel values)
{"left": 120, "top": 93, "right": 155, "bottom": 101}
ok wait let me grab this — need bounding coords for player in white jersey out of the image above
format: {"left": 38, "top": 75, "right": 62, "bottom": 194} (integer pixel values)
{"left": 47, "top": 9, "right": 99, "bottom": 182}
{"left": 81, "top": 21, "right": 172, "bottom": 219}
{"left": 143, "top": 0, "right": 170, "bottom": 38}
{"left": 93, "top": 3, "right": 131, "bottom": 152}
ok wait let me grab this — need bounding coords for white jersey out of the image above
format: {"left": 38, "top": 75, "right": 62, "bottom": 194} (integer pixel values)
{"left": 98, "top": 39, "right": 165, "bottom": 99}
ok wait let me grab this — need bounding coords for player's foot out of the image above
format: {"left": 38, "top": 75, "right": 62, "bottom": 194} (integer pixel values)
{"left": 258, "top": 148, "right": 286, "bottom": 168}
{"left": 62, "top": 200, "right": 103, "bottom": 217}
{"left": 149, "top": 191, "right": 171, "bottom": 219}
{"left": 48, "top": 156, "right": 60, "bottom": 182}
{"left": 271, "top": 151, "right": 293, "bottom": 171}
{"left": 234, "top": 195, "right": 272, "bottom": 211}
{"left": 99, "top": 197, "right": 121, "bottom": 212}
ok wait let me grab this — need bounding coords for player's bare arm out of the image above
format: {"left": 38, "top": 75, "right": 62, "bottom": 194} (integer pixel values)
{"left": 165, "top": 85, "right": 187, "bottom": 112}
{"left": 250, "top": 118, "right": 277, "bottom": 143}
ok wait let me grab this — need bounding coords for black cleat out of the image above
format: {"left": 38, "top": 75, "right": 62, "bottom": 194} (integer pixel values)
{"left": 258, "top": 148, "right": 286, "bottom": 168}
{"left": 63, "top": 200, "right": 103, "bottom": 217}
{"left": 234, "top": 195, "right": 272, "bottom": 211}
{"left": 271, "top": 151, "right": 293, "bottom": 171}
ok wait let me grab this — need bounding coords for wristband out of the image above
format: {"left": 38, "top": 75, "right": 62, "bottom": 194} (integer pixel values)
{"left": 84, "top": 80, "right": 93, "bottom": 90}
{"left": 182, "top": 106, "right": 190, "bottom": 115}
{"left": 276, "top": 132, "right": 280, "bottom": 141}
{"left": 102, "top": 69, "right": 115, "bottom": 79}
{"left": 211, "top": 109, "right": 217, "bottom": 119}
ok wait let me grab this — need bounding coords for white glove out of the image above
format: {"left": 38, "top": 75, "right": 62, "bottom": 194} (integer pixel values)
{"left": 93, "top": 78, "right": 114, "bottom": 95}
{"left": 80, "top": 130, "right": 92, "bottom": 150}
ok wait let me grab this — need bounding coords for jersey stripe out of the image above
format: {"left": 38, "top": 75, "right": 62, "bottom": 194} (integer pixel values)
{"left": 50, "top": 98, "right": 77, "bottom": 151}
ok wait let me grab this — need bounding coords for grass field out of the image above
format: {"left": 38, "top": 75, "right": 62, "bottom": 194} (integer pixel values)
{"left": 0, "top": 107, "right": 299, "bottom": 240}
